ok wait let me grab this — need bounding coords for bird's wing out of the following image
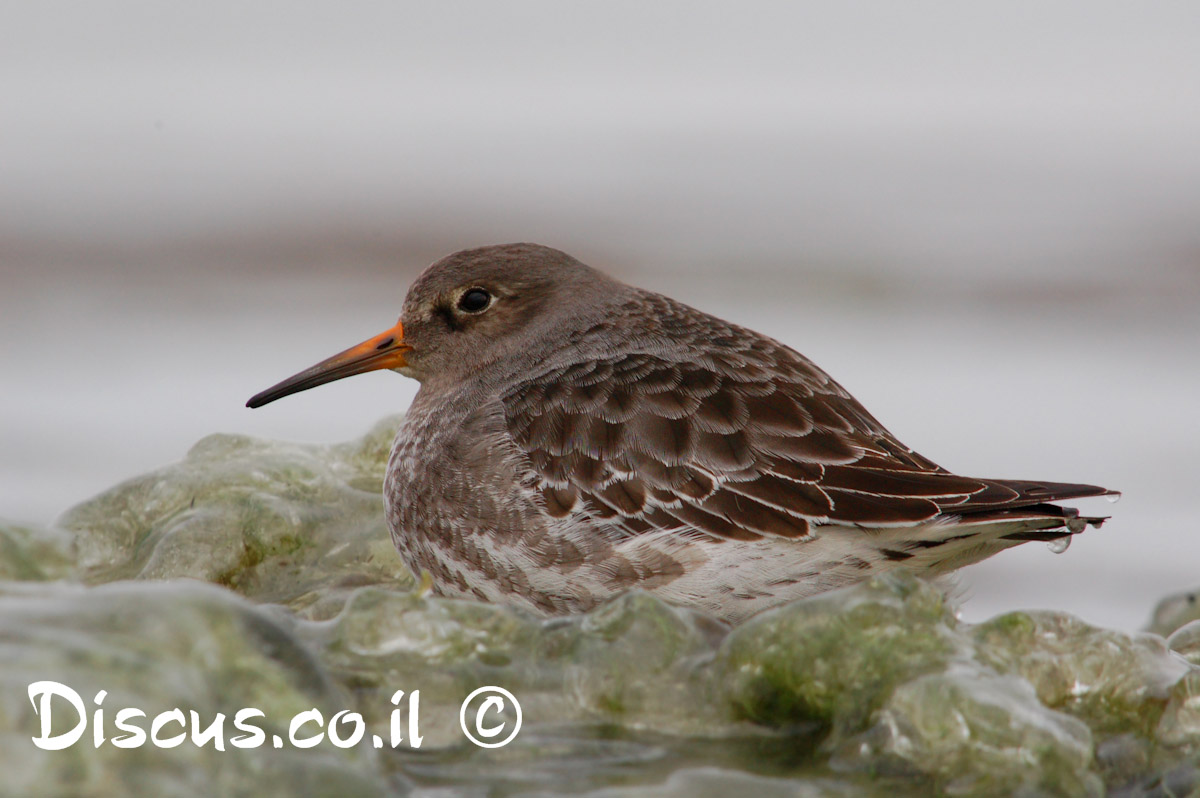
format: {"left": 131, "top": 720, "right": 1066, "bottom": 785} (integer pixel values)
{"left": 499, "top": 344, "right": 1034, "bottom": 543}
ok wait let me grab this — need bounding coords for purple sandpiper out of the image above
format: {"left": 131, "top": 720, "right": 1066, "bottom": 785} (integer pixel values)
{"left": 248, "top": 243, "right": 1116, "bottom": 622}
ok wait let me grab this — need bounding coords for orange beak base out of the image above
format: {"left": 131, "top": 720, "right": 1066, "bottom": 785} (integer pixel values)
{"left": 246, "top": 321, "right": 410, "bottom": 408}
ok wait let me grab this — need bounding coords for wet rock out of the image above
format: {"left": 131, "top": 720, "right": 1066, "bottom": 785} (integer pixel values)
{"left": 832, "top": 665, "right": 1101, "bottom": 797}
{"left": 308, "top": 585, "right": 545, "bottom": 748}
{"left": 716, "top": 572, "right": 964, "bottom": 737}
{"left": 0, "top": 580, "right": 389, "bottom": 798}
{"left": 0, "top": 519, "right": 74, "bottom": 581}
{"left": 12, "top": 418, "right": 1200, "bottom": 795}
{"left": 1146, "top": 588, "right": 1200, "bottom": 638}
{"left": 1155, "top": 670, "right": 1200, "bottom": 751}
{"left": 1094, "top": 733, "right": 1153, "bottom": 787}
{"left": 1109, "top": 765, "right": 1200, "bottom": 798}
{"left": 534, "top": 590, "right": 730, "bottom": 729}
{"left": 58, "top": 416, "right": 412, "bottom": 616}
{"left": 306, "top": 586, "right": 731, "bottom": 748}
{"left": 546, "top": 765, "right": 861, "bottom": 798}
{"left": 972, "top": 611, "right": 1191, "bottom": 738}
{"left": 1167, "top": 620, "right": 1200, "bottom": 668}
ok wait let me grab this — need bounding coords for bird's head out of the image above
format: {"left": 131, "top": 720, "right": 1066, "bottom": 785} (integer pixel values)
{"left": 246, "top": 243, "right": 617, "bottom": 408}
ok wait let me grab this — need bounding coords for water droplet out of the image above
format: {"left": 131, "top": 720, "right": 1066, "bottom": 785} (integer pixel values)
{"left": 1104, "top": 491, "right": 1122, "bottom": 504}
{"left": 1046, "top": 536, "right": 1072, "bottom": 554}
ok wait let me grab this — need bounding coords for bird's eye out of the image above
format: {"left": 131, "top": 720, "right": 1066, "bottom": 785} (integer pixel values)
{"left": 457, "top": 288, "right": 492, "bottom": 313}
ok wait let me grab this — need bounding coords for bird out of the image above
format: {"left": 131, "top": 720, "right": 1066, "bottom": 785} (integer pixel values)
{"left": 247, "top": 243, "right": 1116, "bottom": 623}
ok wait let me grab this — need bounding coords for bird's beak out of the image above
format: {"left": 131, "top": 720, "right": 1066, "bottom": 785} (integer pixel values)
{"left": 246, "top": 320, "right": 411, "bottom": 408}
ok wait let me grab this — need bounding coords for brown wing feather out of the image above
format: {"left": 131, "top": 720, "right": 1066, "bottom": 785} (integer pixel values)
{"left": 501, "top": 298, "right": 1112, "bottom": 541}
{"left": 940, "top": 478, "right": 1114, "bottom": 514}
{"left": 504, "top": 346, "right": 956, "bottom": 541}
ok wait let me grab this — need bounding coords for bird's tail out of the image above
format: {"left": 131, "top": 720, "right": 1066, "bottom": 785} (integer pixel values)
{"left": 876, "top": 482, "right": 1117, "bottom": 575}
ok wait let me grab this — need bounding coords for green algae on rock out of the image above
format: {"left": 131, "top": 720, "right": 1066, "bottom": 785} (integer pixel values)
{"left": 542, "top": 765, "right": 863, "bottom": 798}
{"left": 0, "top": 580, "right": 389, "bottom": 798}
{"left": 709, "top": 572, "right": 1200, "bottom": 796}
{"left": 0, "top": 519, "right": 74, "bottom": 581}
{"left": 58, "top": 415, "right": 412, "bottom": 615}
{"left": 1168, "top": 621, "right": 1200, "bottom": 668}
{"left": 305, "top": 586, "right": 733, "bottom": 749}
{"left": 7, "top": 418, "right": 1200, "bottom": 796}
{"left": 716, "top": 572, "right": 963, "bottom": 736}
{"left": 972, "top": 610, "right": 1191, "bottom": 739}
{"left": 1148, "top": 586, "right": 1200, "bottom": 637}
{"left": 833, "top": 665, "right": 1101, "bottom": 797}
{"left": 7, "top": 566, "right": 1197, "bottom": 797}
{"left": 1157, "top": 669, "right": 1200, "bottom": 749}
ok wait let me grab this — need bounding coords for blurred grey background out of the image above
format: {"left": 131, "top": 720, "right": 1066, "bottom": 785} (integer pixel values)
{"left": 3, "top": 1, "right": 1197, "bottom": 630}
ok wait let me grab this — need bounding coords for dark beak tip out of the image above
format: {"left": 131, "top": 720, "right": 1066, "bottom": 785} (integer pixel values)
{"left": 245, "top": 390, "right": 275, "bottom": 409}
{"left": 243, "top": 325, "right": 407, "bottom": 411}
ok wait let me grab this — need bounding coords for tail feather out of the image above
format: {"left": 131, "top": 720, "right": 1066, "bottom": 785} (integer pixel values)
{"left": 876, "top": 509, "right": 1109, "bottom": 575}
{"left": 941, "top": 478, "right": 1117, "bottom": 515}
{"left": 868, "top": 479, "right": 1116, "bottom": 576}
